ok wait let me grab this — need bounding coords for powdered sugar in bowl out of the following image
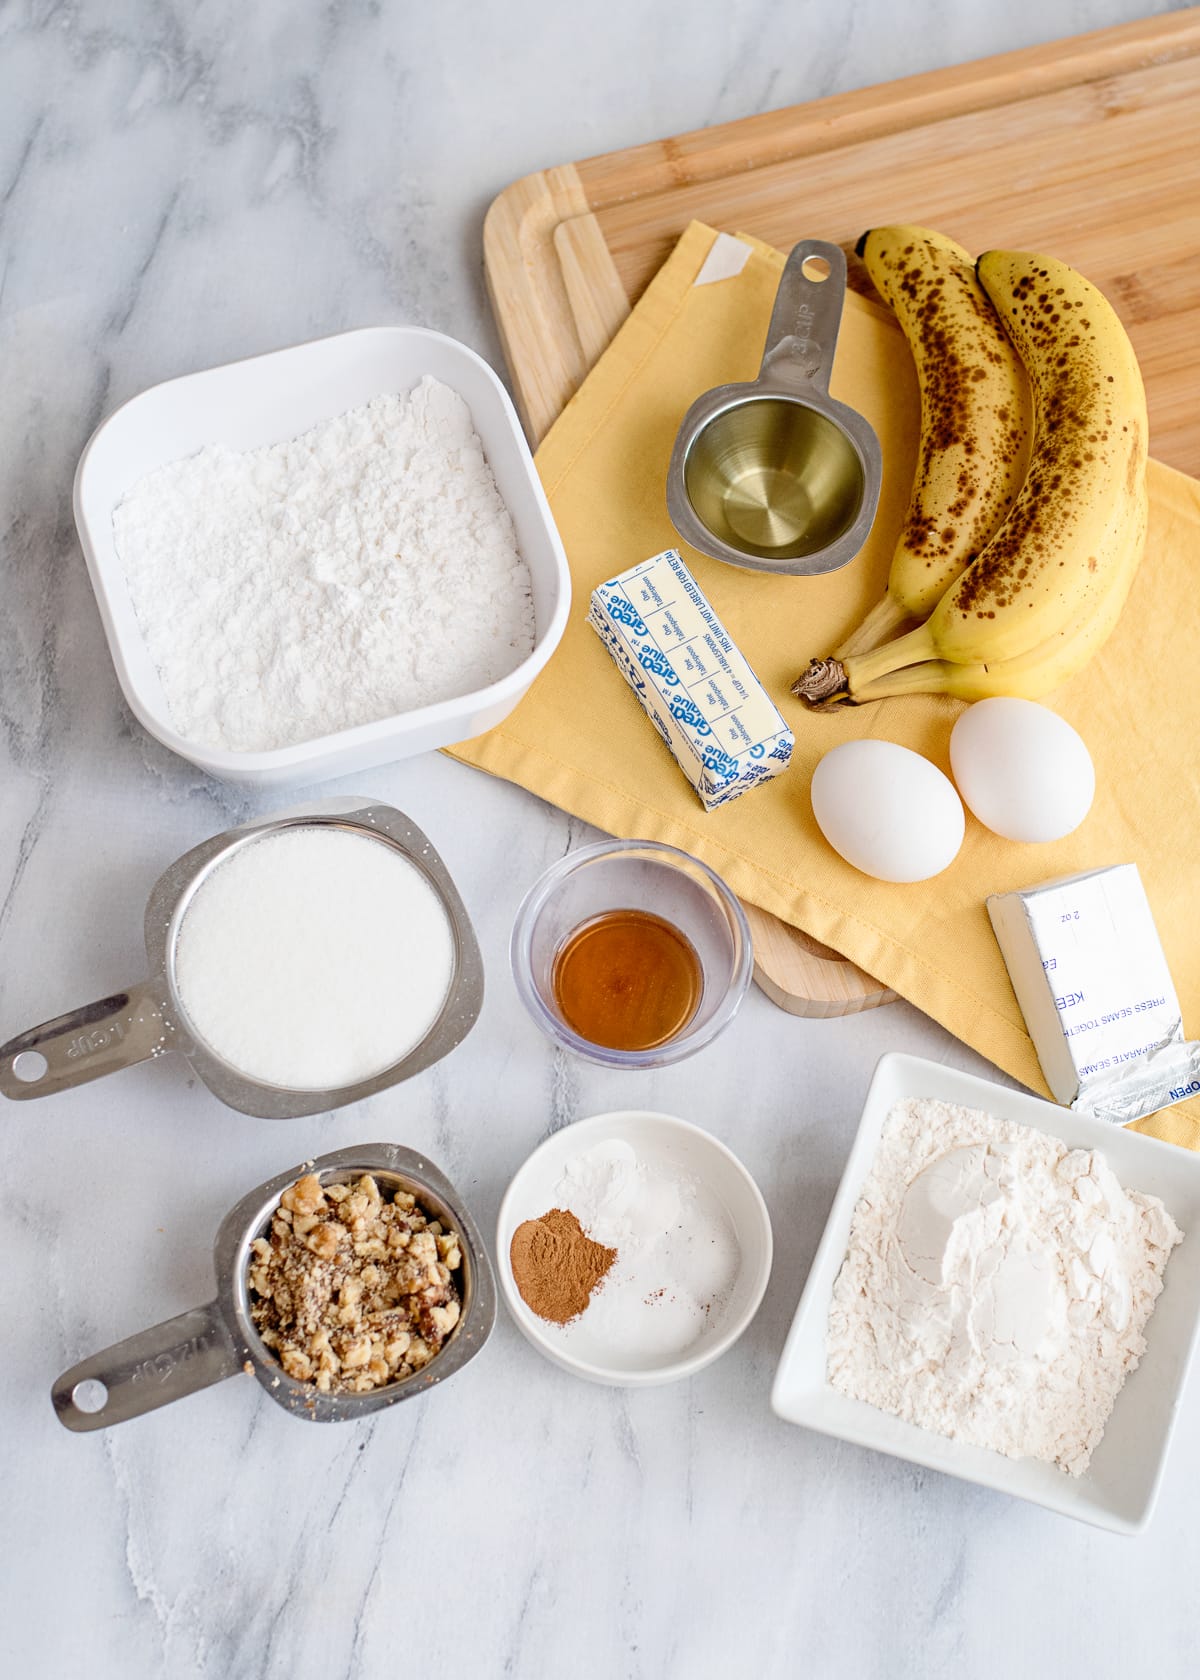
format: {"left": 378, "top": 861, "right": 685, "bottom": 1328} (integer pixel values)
{"left": 73, "top": 327, "right": 570, "bottom": 787}
{"left": 497, "top": 1111, "right": 773, "bottom": 1387}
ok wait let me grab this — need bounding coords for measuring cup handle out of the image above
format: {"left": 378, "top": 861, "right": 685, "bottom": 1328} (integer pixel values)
{"left": 0, "top": 976, "right": 174, "bottom": 1101}
{"left": 52, "top": 1300, "right": 244, "bottom": 1431}
{"left": 758, "top": 238, "right": 848, "bottom": 394}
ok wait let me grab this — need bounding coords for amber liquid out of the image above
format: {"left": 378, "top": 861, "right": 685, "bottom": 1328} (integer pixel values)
{"left": 551, "top": 908, "right": 703, "bottom": 1052}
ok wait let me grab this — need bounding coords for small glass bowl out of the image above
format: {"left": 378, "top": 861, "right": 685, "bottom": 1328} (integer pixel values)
{"left": 509, "top": 839, "right": 752, "bottom": 1068}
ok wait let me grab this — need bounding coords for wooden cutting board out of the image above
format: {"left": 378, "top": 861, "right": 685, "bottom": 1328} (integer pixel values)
{"left": 482, "top": 7, "right": 1200, "bottom": 1017}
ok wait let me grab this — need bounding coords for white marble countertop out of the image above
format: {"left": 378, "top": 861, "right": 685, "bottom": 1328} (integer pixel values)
{"left": 3, "top": 1, "right": 1197, "bottom": 1675}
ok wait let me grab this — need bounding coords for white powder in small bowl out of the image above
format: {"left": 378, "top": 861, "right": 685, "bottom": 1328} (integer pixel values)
{"left": 173, "top": 825, "right": 455, "bottom": 1090}
{"left": 113, "top": 377, "right": 536, "bottom": 752}
{"left": 549, "top": 1139, "right": 742, "bottom": 1368}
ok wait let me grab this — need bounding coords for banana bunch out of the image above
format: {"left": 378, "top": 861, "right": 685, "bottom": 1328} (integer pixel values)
{"left": 834, "top": 225, "right": 1032, "bottom": 659}
{"left": 794, "top": 230, "right": 1148, "bottom": 707}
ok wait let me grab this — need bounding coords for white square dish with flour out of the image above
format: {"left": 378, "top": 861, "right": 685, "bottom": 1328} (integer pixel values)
{"left": 772, "top": 1053, "right": 1200, "bottom": 1533}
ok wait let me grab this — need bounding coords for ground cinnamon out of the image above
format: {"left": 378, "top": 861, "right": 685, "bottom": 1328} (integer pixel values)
{"left": 509, "top": 1207, "right": 616, "bottom": 1324}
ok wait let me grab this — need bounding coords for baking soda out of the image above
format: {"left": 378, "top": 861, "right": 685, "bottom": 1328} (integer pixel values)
{"left": 551, "top": 1139, "right": 741, "bottom": 1366}
{"left": 174, "top": 825, "right": 454, "bottom": 1089}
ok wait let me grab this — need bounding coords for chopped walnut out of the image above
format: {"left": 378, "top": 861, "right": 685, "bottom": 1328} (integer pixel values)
{"left": 307, "top": 1221, "right": 345, "bottom": 1260}
{"left": 248, "top": 1173, "right": 463, "bottom": 1395}
{"left": 282, "top": 1175, "right": 326, "bottom": 1218}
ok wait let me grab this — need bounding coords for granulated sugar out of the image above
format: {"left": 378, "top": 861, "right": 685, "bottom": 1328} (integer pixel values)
{"left": 174, "top": 825, "right": 454, "bottom": 1090}
{"left": 113, "top": 377, "right": 535, "bottom": 751}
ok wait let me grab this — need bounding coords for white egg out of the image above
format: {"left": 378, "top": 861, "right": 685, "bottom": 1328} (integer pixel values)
{"left": 949, "top": 698, "right": 1095, "bottom": 842}
{"left": 810, "top": 740, "right": 965, "bottom": 882}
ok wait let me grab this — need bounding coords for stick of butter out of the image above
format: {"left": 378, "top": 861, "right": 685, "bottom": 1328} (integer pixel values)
{"left": 588, "top": 549, "right": 793, "bottom": 811}
{"left": 988, "top": 864, "right": 1200, "bottom": 1126}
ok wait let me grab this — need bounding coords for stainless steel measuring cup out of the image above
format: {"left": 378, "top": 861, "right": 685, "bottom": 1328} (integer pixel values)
{"left": 0, "top": 797, "right": 483, "bottom": 1119}
{"left": 51, "top": 1142, "right": 497, "bottom": 1429}
{"left": 666, "top": 238, "right": 882, "bottom": 575}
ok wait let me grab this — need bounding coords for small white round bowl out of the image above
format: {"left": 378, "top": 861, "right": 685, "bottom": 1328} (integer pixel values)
{"left": 496, "top": 1110, "right": 773, "bottom": 1387}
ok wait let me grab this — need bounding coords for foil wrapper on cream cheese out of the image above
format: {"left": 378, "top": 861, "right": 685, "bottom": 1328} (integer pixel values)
{"left": 988, "top": 864, "right": 1200, "bottom": 1126}
{"left": 588, "top": 549, "right": 793, "bottom": 811}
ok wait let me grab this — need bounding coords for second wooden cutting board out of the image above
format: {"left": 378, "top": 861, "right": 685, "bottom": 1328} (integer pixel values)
{"left": 482, "top": 8, "right": 1200, "bottom": 1016}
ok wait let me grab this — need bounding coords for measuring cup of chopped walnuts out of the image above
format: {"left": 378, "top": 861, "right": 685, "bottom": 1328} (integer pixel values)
{"left": 51, "top": 1143, "right": 496, "bottom": 1430}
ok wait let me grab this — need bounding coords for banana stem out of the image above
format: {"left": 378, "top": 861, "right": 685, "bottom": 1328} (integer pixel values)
{"left": 843, "top": 621, "right": 939, "bottom": 690}
{"left": 792, "top": 658, "right": 849, "bottom": 706}
{"left": 832, "top": 595, "right": 913, "bottom": 659}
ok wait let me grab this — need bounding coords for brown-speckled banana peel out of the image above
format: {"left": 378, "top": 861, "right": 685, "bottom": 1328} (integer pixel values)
{"left": 795, "top": 246, "right": 1148, "bottom": 707}
{"left": 830, "top": 225, "right": 1032, "bottom": 661}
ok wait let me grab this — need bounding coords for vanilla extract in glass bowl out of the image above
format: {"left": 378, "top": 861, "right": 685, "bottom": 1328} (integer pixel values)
{"left": 510, "top": 840, "right": 752, "bottom": 1069}
{"left": 551, "top": 908, "right": 703, "bottom": 1052}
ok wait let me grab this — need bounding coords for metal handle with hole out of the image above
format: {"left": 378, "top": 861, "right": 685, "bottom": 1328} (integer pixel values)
{"left": 758, "top": 239, "right": 847, "bottom": 395}
{"left": 52, "top": 1301, "right": 243, "bottom": 1431}
{"left": 0, "top": 977, "right": 175, "bottom": 1101}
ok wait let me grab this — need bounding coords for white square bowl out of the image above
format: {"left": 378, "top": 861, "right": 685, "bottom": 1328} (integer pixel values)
{"left": 771, "top": 1052, "right": 1200, "bottom": 1534}
{"left": 73, "top": 326, "right": 571, "bottom": 787}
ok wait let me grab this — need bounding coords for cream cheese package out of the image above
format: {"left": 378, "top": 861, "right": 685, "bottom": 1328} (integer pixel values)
{"left": 588, "top": 549, "right": 793, "bottom": 810}
{"left": 988, "top": 864, "right": 1200, "bottom": 1126}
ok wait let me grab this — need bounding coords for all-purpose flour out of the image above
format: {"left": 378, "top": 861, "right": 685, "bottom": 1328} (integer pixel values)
{"left": 113, "top": 378, "right": 535, "bottom": 751}
{"left": 827, "top": 1098, "right": 1182, "bottom": 1475}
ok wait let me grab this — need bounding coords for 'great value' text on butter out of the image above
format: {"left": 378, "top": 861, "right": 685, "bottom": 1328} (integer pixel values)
{"left": 588, "top": 550, "right": 793, "bottom": 810}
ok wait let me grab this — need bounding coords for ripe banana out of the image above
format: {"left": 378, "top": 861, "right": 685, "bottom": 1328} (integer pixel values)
{"left": 834, "top": 225, "right": 1031, "bottom": 660}
{"left": 839, "top": 482, "right": 1147, "bottom": 704}
{"left": 796, "top": 247, "right": 1148, "bottom": 706}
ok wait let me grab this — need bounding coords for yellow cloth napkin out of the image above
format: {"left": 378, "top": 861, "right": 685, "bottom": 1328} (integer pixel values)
{"left": 450, "top": 221, "right": 1200, "bottom": 1149}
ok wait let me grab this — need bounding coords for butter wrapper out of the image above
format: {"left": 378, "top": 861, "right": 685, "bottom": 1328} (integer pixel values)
{"left": 988, "top": 864, "right": 1200, "bottom": 1126}
{"left": 588, "top": 548, "right": 793, "bottom": 811}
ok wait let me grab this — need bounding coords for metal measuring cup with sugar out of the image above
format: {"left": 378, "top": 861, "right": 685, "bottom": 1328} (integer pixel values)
{"left": 0, "top": 797, "right": 484, "bottom": 1119}
{"left": 51, "top": 1142, "right": 497, "bottom": 1430}
{"left": 666, "top": 238, "right": 882, "bottom": 575}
